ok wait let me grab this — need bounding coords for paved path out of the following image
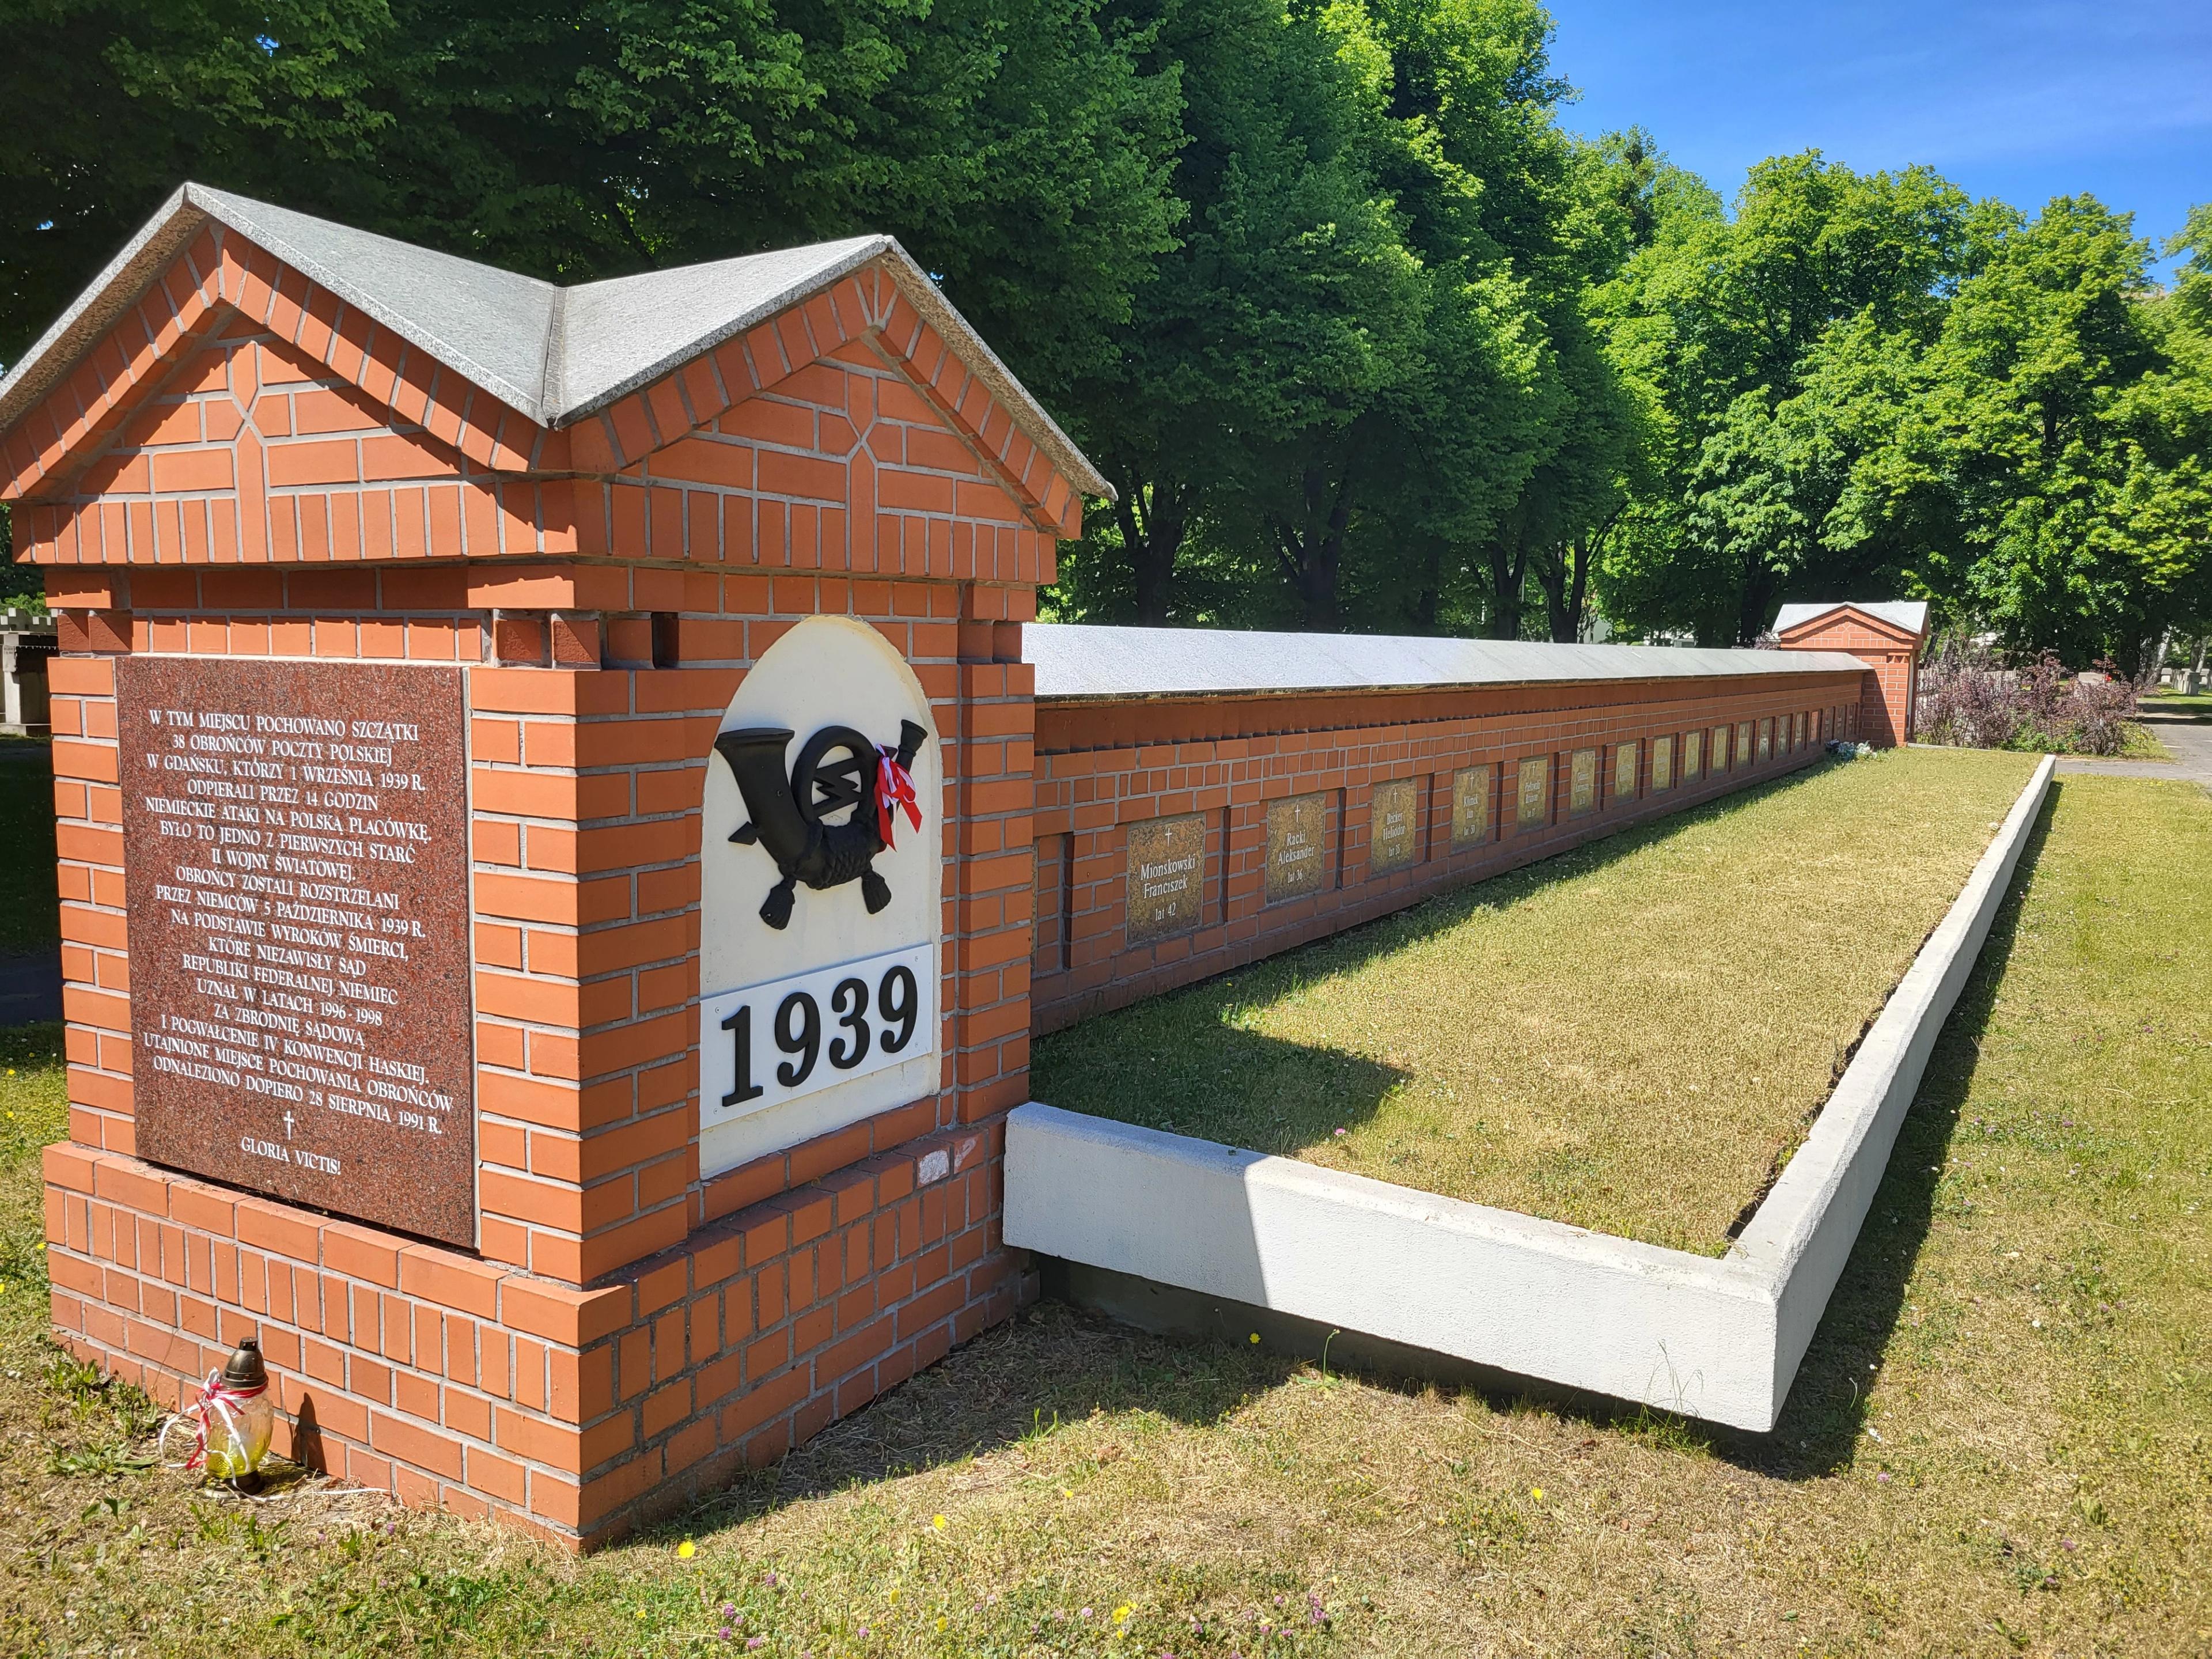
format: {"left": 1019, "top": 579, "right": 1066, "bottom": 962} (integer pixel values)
{"left": 2056, "top": 712, "right": 2212, "bottom": 791}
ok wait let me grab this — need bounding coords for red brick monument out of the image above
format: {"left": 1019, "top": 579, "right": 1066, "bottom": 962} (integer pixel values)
{"left": 3, "top": 186, "right": 1919, "bottom": 1547}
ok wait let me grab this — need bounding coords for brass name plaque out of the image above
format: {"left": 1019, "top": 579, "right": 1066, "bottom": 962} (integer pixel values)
{"left": 1125, "top": 813, "right": 1206, "bottom": 944}
{"left": 1569, "top": 748, "right": 1598, "bottom": 815}
{"left": 1264, "top": 793, "right": 1330, "bottom": 903}
{"left": 1516, "top": 755, "right": 1550, "bottom": 828}
{"left": 1451, "top": 765, "right": 1492, "bottom": 849}
{"left": 1368, "top": 778, "right": 1419, "bottom": 874}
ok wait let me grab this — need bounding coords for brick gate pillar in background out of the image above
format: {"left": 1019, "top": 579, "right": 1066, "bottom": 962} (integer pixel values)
{"left": 1, "top": 184, "right": 1102, "bottom": 1547}
{"left": 1774, "top": 601, "right": 1931, "bottom": 746}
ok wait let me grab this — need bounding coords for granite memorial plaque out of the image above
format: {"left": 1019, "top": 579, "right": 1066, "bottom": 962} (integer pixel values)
{"left": 1612, "top": 741, "right": 1638, "bottom": 804}
{"left": 1758, "top": 717, "right": 1773, "bottom": 760}
{"left": 1125, "top": 813, "right": 1207, "bottom": 944}
{"left": 1264, "top": 792, "right": 1330, "bottom": 903}
{"left": 1713, "top": 724, "right": 1732, "bottom": 771}
{"left": 1368, "top": 778, "right": 1419, "bottom": 874}
{"left": 118, "top": 658, "right": 476, "bottom": 1245}
{"left": 1652, "top": 734, "right": 1674, "bottom": 792}
{"left": 1681, "top": 728, "right": 1702, "bottom": 781}
{"left": 1569, "top": 748, "right": 1598, "bottom": 815}
{"left": 1450, "top": 764, "right": 1493, "bottom": 850}
{"left": 1734, "top": 721, "right": 1753, "bottom": 767}
{"left": 1516, "top": 755, "right": 1550, "bottom": 829}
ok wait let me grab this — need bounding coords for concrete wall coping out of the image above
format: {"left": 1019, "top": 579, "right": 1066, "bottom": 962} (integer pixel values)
{"left": 1006, "top": 754, "right": 2056, "bottom": 1430}
{"left": 1027, "top": 622, "right": 1868, "bottom": 702}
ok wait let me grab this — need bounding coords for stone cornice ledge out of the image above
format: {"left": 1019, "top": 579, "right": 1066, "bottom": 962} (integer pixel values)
{"left": 1005, "top": 754, "right": 2056, "bottom": 1431}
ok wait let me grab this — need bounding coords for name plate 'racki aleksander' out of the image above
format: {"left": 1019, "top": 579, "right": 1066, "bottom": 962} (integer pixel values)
{"left": 116, "top": 659, "right": 476, "bottom": 1245}
{"left": 1265, "top": 792, "right": 1330, "bottom": 903}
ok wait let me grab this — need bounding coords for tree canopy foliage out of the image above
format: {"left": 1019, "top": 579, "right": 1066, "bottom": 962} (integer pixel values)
{"left": 0, "top": 0, "right": 2204, "bottom": 662}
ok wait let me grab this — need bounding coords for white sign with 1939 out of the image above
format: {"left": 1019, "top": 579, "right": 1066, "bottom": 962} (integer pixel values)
{"left": 700, "top": 941, "right": 935, "bottom": 1132}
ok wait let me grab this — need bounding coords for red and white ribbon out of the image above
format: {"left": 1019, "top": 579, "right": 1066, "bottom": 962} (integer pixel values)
{"left": 181, "top": 1367, "right": 267, "bottom": 1473}
{"left": 876, "top": 745, "right": 922, "bottom": 849}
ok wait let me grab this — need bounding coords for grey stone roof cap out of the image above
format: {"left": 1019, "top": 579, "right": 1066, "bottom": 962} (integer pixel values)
{"left": 1027, "top": 622, "right": 1869, "bottom": 700}
{"left": 0, "top": 183, "right": 1109, "bottom": 498}
{"left": 1774, "top": 600, "right": 1929, "bottom": 637}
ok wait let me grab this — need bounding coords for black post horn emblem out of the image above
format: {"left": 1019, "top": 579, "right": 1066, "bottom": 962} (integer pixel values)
{"left": 715, "top": 718, "right": 929, "bottom": 930}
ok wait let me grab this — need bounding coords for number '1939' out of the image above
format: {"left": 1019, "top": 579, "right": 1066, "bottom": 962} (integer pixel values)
{"left": 699, "top": 942, "right": 936, "bottom": 1126}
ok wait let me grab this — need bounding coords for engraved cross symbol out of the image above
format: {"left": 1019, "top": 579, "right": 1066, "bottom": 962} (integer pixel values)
{"left": 282, "top": 1111, "right": 297, "bottom": 1140}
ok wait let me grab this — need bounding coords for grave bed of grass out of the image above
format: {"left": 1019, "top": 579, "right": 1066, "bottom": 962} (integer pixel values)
{"left": 1034, "top": 746, "right": 2042, "bottom": 1256}
{"left": 3, "top": 774, "right": 2209, "bottom": 1657}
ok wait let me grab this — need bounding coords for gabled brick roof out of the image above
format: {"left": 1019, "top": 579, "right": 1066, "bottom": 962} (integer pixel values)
{"left": 1774, "top": 600, "right": 1929, "bottom": 641}
{"left": 0, "top": 183, "right": 1108, "bottom": 498}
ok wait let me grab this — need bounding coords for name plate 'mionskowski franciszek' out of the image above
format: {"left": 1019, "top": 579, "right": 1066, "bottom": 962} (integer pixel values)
{"left": 117, "top": 658, "right": 476, "bottom": 1245}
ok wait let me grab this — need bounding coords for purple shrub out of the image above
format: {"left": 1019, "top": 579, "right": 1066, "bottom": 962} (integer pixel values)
{"left": 1916, "top": 641, "right": 2138, "bottom": 756}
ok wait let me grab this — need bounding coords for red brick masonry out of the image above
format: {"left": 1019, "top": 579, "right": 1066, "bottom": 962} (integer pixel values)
{"left": 1033, "top": 672, "right": 1869, "bottom": 1029}
{"left": 9, "top": 194, "right": 1918, "bottom": 1548}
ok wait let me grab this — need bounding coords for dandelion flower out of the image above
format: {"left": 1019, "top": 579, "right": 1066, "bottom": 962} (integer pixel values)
{"left": 935, "top": 1617, "right": 948, "bottom": 1633}
{"left": 931, "top": 1514, "right": 948, "bottom": 1531}
{"left": 1248, "top": 1332, "right": 1260, "bottom": 1344}
{"left": 1061, "top": 1488, "right": 1072, "bottom": 1499}
{"left": 1531, "top": 1487, "right": 1544, "bottom": 1501}
{"left": 1115, "top": 1605, "right": 1133, "bottom": 1622}
{"left": 677, "top": 1540, "right": 697, "bottom": 1559}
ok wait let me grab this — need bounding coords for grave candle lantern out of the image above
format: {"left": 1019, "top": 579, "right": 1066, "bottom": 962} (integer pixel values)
{"left": 192, "top": 1338, "right": 275, "bottom": 1486}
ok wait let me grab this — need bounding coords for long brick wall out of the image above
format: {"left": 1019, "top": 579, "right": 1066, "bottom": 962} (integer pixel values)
{"left": 1032, "top": 672, "right": 1869, "bottom": 1031}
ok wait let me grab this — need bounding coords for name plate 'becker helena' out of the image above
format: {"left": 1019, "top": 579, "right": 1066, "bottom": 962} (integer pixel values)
{"left": 116, "top": 658, "right": 476, "bottom": 1245}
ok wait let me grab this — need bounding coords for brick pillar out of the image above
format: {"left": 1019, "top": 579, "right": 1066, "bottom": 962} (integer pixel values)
{"left": 1775, "top": 605, "right": 1929, "bottom": 747}
{"left": 9, "top": 195, "right": 1089, "bottom": 1548}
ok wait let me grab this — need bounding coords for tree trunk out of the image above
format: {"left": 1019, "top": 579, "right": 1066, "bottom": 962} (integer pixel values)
{"left": 1409, "top": 540, "right": 1442, "bottom": 634}
{"left": 1113, "top": 479, "right": 1191, "bottom": 626}
{"left": 1483, "top": 529, "right": 1531, "bottom": 639}
{"left": 1566, "top": 533, "right": 1593, "bottom": 642}
{"left": 1267, "top": 464, "right": 1355, "bottom": 631}
{"left": 1734, "top": 555, "right": 1777, "bottom": 646}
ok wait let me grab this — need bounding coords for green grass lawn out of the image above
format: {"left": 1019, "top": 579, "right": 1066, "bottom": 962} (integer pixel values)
{"left": 2116, "top": 722, "right": 2173, "bottom": 759}
{"left": 1036, "top": 748, "right": 2040, "bottom": 1255}
{"left": 3, "top": 772, "right": 2209, "bottom": 1657}
{"left": 2142, "top": 689, "right": 2212, "bottom": 718}
{"left": 0, "top": 745, "right": 58, "bottom": 955}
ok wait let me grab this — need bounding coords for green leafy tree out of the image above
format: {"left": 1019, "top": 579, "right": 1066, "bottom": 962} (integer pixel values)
{"left": 1058, "top": 0, "right": 1422, "bottom": 624}
{"left": 1592, "top": 153, "right": 1985, "bottom": 642}
{"left": 1914, "top": 196, "right": 2206, "bottom": 669}
{"left": 0, "top": 0, "right": 1184, "bottom": 398}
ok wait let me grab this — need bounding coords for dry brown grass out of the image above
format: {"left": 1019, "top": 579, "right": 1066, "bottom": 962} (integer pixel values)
{"left": 1036, "top": 747, "right": 2043, "bottom": 1254}
{"left": 4, "top": 773, "right": 2209, "bottom": 1657}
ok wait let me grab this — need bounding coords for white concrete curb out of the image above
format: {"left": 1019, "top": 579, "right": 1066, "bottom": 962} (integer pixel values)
{"left": 1006, "top": 755, "right": 2056, "bottom": 1430}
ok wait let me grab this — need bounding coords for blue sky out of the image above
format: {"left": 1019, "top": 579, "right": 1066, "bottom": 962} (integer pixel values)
{"left": 1546, "top": 0, "right": 2210, "bottom": 278}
